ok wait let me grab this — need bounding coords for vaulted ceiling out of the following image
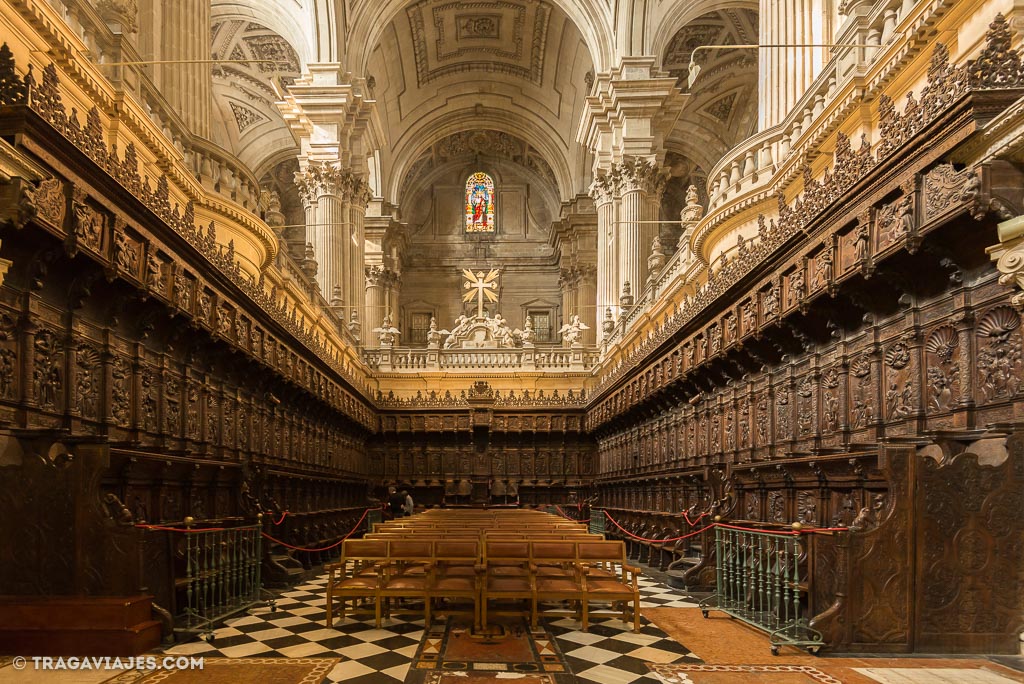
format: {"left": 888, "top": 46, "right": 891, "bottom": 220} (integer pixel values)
{"left": 209, "top": 19, "right": 303, "bottom": 176}
{"left": 662, "top": 8, "right": 759, "bottom": 179}
{"left": 368, "top": 0, "right": 595, "bottom": 205}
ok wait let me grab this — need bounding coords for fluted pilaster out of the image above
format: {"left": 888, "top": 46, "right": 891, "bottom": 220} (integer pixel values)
{"left": 158, "top": 0, "right": 211, "bottom": 138}
{"left": 759, "top": 0, "right": 829, "bottom": 130}
{"left": 577, "top": 264, "right": 598, "bottom": 345}
{"left": 591, "top": 176, "right": 618, "bottom": 341}
{"left": 615, "top": 158, "right": 665, "bottom": 301}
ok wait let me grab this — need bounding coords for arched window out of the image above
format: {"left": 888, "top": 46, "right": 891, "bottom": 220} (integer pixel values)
{"left": 465, "top": 172, "right": 495, "bottom": 233}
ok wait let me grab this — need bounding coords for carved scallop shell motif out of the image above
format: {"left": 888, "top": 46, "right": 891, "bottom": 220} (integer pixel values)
{"left": 885, "top": 341, "right": 911, "bottom": 369}
{"left": 977, "top": 306, "right": 1020, "bottom": 340}
{"left": 925, "top": 326, "right": 959, "bottom": 362}
{"left": 850, "top": 354, "right": 871, "bottom": 378}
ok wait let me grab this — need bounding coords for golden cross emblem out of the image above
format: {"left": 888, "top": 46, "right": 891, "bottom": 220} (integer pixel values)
{"left": 462, "top": 268, "right": 500, "bottom": 318}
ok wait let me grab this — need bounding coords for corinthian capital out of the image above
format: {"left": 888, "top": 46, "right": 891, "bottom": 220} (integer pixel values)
{"left": 346, "top": 174, "right": 374, "bottom": 206}
{"left": 616, "top": 157, "right": 667, "bottom": 198}
{"left": 589, "top": 171, "right": 620, "bottom": 204}
{"left": 294, "top": 162, "right": 348, "bottom": 205}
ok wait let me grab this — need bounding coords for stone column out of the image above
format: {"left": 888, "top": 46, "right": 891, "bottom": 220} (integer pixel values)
{"left": 294, "top": 163, "right": 346, "bottom": 299}
{"left": 559, "top": 268, "right": 577, "bottom": 335}
{"left": 617, "top": 158, "right": 666, "bottom": 299}
{"left": 349, "top": 178, "right": 371, "bottom": 331}
{"left": 577, "top": 264, "right": 598, "bottom": 346}
{"left": 364, "top": 265, "right": 387, "bottom": 347}
{"left": 591, "top": 177, "right": 617, "bottom": 340}
{"left": 156, "top": 0, "right": 212, "bottom": 138}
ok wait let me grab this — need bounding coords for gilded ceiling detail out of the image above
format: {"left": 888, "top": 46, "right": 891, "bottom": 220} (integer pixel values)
{"left": 406, "top": 0, "right": 551, "bottom": 86}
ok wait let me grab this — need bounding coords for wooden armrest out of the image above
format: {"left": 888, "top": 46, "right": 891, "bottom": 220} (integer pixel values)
{"left": 623, "top": 564, "right": 642, "bottom": 575}
{"left": 474, "top": 563, "right": 487, "bottom": 572}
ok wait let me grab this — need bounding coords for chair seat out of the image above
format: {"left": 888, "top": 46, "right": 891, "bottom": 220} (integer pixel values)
{"left": 491, "top": 565, "right": 528, "bottom": 577}
{"left": 385, "top": 577, "right": 428, "bottom": 591}
{"left": 440, "top": 565, "right": 477, "bottom": 577}
{"left": 587, "top": 580, "right": 633, "bottom": 594}
{"left": 536, "top": 578, "right": 582, "bottom": 593}
{"left": 434, "top": 576, "right": 476, "bottom": 591}
{"left": 487, "top": 577, "right": 531, "bottom": 592}
{"left": 335, "top": 577, "right": 377, "bottom": 590}
{"left": 536, "top": 565, "right": 572, "bottom": 577}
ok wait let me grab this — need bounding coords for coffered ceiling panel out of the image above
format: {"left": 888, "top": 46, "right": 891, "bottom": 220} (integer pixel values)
{"left": 405, "top": 0, "right": 552, "bottom": 85}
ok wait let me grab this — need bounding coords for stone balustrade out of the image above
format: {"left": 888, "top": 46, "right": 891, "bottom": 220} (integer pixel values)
{"left": 361, "top": 345, "right": 601, "bottom": 373}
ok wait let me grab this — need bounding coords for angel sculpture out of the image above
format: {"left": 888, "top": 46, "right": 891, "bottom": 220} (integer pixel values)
{"left": 372, "top": 313, "right": 401, "bottom": 346}
{"left": 558, "top": 314, "right": 590, "bottom": 346}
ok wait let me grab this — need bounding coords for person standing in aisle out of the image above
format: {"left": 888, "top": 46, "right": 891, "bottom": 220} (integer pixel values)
{"left": 402, "top": 489, "right": 414, "bottom": 517}
{"left": 388, "top": 486, "right": 404, "bottom": 518}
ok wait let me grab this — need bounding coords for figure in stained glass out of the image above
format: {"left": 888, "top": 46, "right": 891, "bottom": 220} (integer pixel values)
{"left": 465, "top": 172, "right": 495, "bottom": 232}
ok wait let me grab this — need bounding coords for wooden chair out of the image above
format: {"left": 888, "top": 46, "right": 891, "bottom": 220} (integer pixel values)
{"left": 481, "top": 540, "right": 534, "bottom": 629}
{"left": 577, "top": 540, "right": 642, "bottom": 632}
{"left": 326, "top": 539, "right": 388, "bottom": 628}
{"left": 380, "top": 539, "right": 434, "bottom": 624}
{"left": 531, "top": 540, "right": 586, "bottom": 629}
{"left": 431, "top": 539, "right": 483, "bottom": 628}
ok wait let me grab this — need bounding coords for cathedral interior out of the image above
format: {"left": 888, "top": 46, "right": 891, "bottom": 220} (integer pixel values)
{"left": 0, "top": 0, "right": 1023, "bottom": 682}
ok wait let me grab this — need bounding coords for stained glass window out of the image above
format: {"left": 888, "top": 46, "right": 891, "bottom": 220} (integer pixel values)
{"left": 465, "top": 172, "right": 495, "bottom": 233}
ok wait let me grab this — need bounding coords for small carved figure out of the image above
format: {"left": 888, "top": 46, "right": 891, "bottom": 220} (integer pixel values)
{"left": 854, "top": 223, "right": 870, "bottom": 261}
{"left": 114, "top": 231, "right": 138, "bottom": 274}
{"left": 373, "top": 313, "right": 401, "bottom": 346}
{"left": 558, "top": 314, "right": 590, "bottom": 346}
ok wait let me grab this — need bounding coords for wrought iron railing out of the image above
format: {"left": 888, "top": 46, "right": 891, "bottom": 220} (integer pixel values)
{"left": 179, "top": 525, "right": 262, "bottom": 632}
{"left": 699, "top": 526, "right": 825, "bottom": 654}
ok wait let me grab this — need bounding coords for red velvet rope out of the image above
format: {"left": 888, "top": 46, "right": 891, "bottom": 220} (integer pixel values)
{"left": 271, "top": 511, "right": 288, "bottom": 526}
{"left": 603, "top": 510, "right": 848, "bottom": 542}
{"left": 604, "top": 511, "right": 714, "bottom": 542}
{"left": 259, "top": 508, "right": 370, "bottom": 552}
{"left": 553, "top": 505, "right": 576, "bottom": 520}
{"left": 682, "top": 511, "right": 709, "bottom": 527}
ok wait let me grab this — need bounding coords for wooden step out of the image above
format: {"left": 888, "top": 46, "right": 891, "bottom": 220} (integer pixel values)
{"left": 0, "top": 596, "right": 162, "bottom": 656}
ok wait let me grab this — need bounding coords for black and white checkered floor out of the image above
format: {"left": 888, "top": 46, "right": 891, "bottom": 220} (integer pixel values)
{"left": 164, "top": 569, "right": 702, "bottom": 683}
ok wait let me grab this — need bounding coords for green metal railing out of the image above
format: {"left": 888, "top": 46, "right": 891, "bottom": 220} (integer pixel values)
{"left": 181, "top": 525, "right": 262, "bottom": 632}
{"left": 699, "top": 526, "right": 824, "bottom": 654}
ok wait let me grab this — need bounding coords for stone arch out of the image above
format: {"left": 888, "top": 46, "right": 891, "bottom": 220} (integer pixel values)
{"left": 211, "top": 0, "right": 315, "bottom": 67}
{"left": 649, "top": 0, "right": 760, "bottom": 65}
{"left": 385, "top": 110, "right": 579, "bottom": 205}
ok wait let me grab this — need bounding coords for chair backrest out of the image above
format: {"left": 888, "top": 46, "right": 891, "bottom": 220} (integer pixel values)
{"left": 342, "top": 539, "right": 389, "bottom": 568}
{"left": 576, "top": 540, "right": 626, "bottom": 563}
{"left": 387, "top": 539, "right": 433, "bottom": 559}
{"left": 485, "top": 540, "right": 530, "bottom": 563}
{"left": 531, "top": 540, "right": 577, "bottom": 562}
{"left": 434, "top": 539, "right": 480, "bottom": 561}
